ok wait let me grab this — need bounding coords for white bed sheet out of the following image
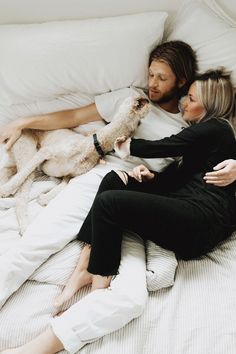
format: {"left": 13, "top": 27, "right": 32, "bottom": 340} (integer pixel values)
{"left": 0, "top": 173, "right": 236, "bottom": 353}
{"left": 1, "top": 231, "right": 236, "bottom": 353}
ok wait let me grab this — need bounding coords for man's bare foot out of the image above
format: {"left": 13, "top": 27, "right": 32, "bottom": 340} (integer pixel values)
{"left": 91, "top": 274, "right": 112, "bottom": 291}
{"left": 54, "top": 244, "right": 93, "bottom": 307}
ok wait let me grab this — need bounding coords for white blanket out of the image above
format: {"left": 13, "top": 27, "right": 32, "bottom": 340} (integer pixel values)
{"left": 0, "top": 178, "right": 60, "bottom": 254}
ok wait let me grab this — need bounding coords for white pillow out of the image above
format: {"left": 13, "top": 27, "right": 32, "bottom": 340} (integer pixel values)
{"left": 0, "top": 91, "right": 95, "bottom": 127}
{"left": 167, "top": 0, "right": 236, "bottom": 87}
{"left": 146, "top": 240, "right": 178, "bottom": 291}
{"left": 0, "top": 12, "right": 167, "bottom": 107}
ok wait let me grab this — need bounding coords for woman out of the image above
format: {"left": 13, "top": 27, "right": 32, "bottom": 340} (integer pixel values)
{"left": 204, "top": 158, "right": 236, "bottom": 186}
{"left": 2, "top": 68, "right": 236, "bottom": 354}
{"left": 61, "top": 68, "right": 236, "bottom": 292}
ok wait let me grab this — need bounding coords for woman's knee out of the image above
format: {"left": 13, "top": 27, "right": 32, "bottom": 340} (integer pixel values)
{"left": 114, "top": 170, "right": 128, "bottom": 185}
{"left": 98, "top": 170, "right": 127, "bottom": 192}
{"left": 93, "top": 191, "right": 117, "bottom": 213}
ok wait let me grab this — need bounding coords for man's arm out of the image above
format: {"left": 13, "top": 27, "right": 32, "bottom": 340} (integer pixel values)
{"left": 0, "top": 103, "right": 102, "bottom": 149}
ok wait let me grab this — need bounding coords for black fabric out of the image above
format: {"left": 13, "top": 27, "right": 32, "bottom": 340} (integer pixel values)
{"left": 77, "top": 118, "right": 236, "bottom": 276}
{"left": 131, "top": 118, "right": 236, "bottom": 231}
{"left": 77, "top": 172, "right": 232, "bottom": 276}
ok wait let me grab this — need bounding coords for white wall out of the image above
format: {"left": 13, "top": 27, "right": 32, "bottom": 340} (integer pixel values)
{"left": 0, "top": 0, "right": 235, "bottom": 24}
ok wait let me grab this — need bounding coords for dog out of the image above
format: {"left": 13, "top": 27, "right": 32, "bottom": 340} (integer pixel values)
{"left": 0, "top": 96, "right": 150, "bottom": 234}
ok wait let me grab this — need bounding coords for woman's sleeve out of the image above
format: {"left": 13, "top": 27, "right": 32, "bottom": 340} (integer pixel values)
{"left": 130, "top": 123, "right": 207, "bottom": 158}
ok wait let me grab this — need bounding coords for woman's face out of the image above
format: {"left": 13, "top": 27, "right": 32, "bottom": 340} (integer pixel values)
{"left": 181, "top": 83, "right": 205, "bottom": 123}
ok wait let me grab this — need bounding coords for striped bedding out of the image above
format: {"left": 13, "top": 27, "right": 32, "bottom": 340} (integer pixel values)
{"left": 1, "top": 230, "right": 236, "bottom": 353}
{"left": 0, "top": 177, "right": 236, "bottom": 353}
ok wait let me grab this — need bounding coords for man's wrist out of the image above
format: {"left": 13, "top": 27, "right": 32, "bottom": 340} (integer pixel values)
{"left": 18, "top": 117, "right": 35, "bottom": 130}
{"left": 15, "top": 117, "right": 27, "bottom": 130}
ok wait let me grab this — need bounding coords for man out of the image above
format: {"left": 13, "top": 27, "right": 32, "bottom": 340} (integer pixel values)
{"left": 0, "top": 41, "right": 197, "bottom": 352}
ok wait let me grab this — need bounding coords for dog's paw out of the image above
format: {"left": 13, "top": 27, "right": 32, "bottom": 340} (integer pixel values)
{"left": 0, "top": 184, "right": 19, "bottom": 197}
{"left": 19, "top": 223, "right": 27, "bottom": 236}
{"left": 37, "top": 193, "right": 50, "bottom": 206}
{"left": 0, "top": 187, "right": 12, "bottom": 198}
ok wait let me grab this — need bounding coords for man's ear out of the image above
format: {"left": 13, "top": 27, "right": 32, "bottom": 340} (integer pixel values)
{"left": 178, "top": 78, "right": 186, "bottom": 88}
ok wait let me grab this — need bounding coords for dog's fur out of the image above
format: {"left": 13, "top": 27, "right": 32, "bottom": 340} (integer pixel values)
{"left": 0, "top": 96, "right": 150, "bottom": 234}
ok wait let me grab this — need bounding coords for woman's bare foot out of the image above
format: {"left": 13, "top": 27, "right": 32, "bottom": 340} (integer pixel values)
{"left": 54, "top": 244, "right": 92, "bottom": 307}
{"left": 54, "top": 269, "right": 93, "bottom": 307}
{"left": 91, "top": 275, "right": 112, "bottom": 291}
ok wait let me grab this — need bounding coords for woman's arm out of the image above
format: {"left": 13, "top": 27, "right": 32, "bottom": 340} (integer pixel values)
{"left": 0, "top": 103, "right": 102, "bottom": 149}
{"left": 129, "top": 120, "right": 228, "bottom": 159}
{"left": 115, "top": 125, "right": 200, "bottom": 159}
{"left": 203, "top": 159, "right": 236, "bottom": 186}
{"left": 130, "top": 122, "right": 203, "bottom": 158}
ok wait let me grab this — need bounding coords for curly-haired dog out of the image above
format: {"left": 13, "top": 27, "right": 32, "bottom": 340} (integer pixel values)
{"left": 0, "top": 96, "right": 150, "bottom": 234}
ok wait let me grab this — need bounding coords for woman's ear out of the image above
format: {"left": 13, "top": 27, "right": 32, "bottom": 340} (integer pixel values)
{"left": 178, "top": 78, "right": 187, "bottom": 88}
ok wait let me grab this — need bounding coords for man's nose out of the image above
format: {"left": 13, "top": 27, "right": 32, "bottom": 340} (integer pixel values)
{"left": 150, "top": 77, "right": 159, "bottom": 88}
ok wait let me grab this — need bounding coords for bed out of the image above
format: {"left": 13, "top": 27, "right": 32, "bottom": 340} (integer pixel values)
{"left": 0, "top": 0, "right": 236, "bottom": 353}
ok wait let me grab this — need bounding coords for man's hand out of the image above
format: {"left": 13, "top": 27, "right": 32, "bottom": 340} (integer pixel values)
{"left": 128, "top": 164, "right": 155, "bottom": 183}
{"left": 0, "top": 121, "right": 23, "bottom": 150}
{"left": 203, "top": 159, "right": 236, "bottom": 187}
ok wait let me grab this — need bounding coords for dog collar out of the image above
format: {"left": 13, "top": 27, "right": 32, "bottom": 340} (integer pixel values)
{"left": 93, "top": 133, "right": 105, "bottom": 157}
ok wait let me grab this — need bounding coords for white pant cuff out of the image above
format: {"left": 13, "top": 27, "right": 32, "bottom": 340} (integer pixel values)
{"left": 50, "top": 317, "right": 84, "bottom": 354}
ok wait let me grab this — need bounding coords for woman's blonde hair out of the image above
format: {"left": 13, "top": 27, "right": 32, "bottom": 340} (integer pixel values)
{"left": 195, "top": 68, "right": 235, "bottom": 122}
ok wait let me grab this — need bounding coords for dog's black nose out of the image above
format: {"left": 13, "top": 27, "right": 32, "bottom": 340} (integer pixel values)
{"left": 136, "top": 97, "right": 149, "bottom": 110}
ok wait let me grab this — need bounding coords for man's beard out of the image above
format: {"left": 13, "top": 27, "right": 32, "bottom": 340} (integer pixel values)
{"left": 149, "top": 84, "right": 179, "bottom": 104}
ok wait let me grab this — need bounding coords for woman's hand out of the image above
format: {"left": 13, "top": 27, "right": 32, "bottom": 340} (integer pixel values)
{"left": 203, "top": 159, "right": 236, "bottom": 186}
{"left": 0, "top": 120, "right": 23, "bottom": 150}
{"left": 128, "top": 164, "right": 155, "bottom": 182}
{"left": 114, "top": 136, "right": 131, "bottom": 159}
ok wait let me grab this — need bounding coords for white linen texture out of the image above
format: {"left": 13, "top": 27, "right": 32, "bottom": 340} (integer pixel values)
{"left": 167, "top": 0, "right": 236, "bottom": 87}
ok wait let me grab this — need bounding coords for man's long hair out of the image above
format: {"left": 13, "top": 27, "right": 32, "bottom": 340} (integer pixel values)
{"left": 149, "top": 41, "right": 198, "bottom": 98}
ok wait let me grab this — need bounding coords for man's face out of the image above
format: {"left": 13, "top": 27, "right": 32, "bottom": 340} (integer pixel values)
{"left": 148, "top": 60, "right": 179, "bottom": 104}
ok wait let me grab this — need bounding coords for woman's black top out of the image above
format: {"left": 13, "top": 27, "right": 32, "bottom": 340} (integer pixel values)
{"left": 130, "top": 118, "right": 236, "bottom": 232}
